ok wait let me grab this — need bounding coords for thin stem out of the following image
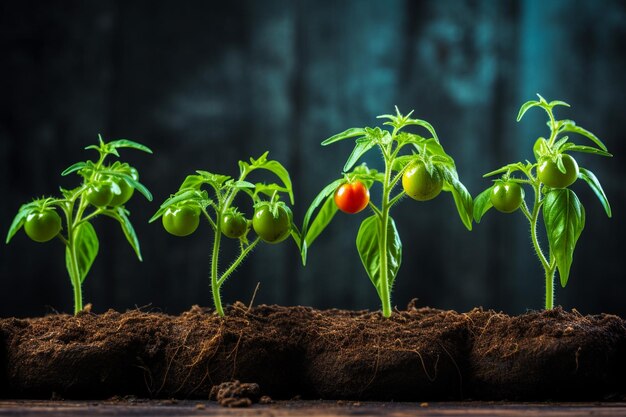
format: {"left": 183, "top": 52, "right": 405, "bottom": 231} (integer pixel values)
{"left": 217, "top": 238, "right": 261, "bottom": 287}
{"left": 545, "top": 267, "right": 555, "bottom": 310}
{"left": 378, "top": 143, "right": 394, "bottom": 318}
{"left": 528, "top": 184, "right": 549, "bottom": 271}
{"left": 389, "top": 191, "right": 405, "bottom": 208}
{"left": 210, "top": 223, "right": 224, "bottom": 317}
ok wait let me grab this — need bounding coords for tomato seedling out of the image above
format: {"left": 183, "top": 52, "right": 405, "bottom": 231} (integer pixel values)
{"left": 474, "top": 95, "right": 612, "bottom": 309}
{"left": 6, "top": 136, "right": 153, "bottom": 315}
{"left": 301, "top": 107, "right": 473, "bottom": 318}
{"left": 150, "top": 152, "right": 299, "bottom": 317}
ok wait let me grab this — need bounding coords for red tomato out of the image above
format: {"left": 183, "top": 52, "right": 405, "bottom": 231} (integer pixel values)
{"left": 334, "top": 181, "right": 370, "bottom": 214}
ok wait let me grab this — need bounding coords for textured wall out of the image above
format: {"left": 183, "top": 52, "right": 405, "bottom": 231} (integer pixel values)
{"left": 1, "top": 0, "right": 625, "bottom": 317}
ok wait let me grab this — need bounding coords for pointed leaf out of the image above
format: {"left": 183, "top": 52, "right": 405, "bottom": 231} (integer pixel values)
{"left": 343, "top": 139, "right": 376, "bottom": 172}
{"left": 559, "top": 120, "right": 607, "bottom": 151}
{"left": 61, "top": 162, "right": 87, "bottom": 177}
{"left": 66, "top": 222, "right": 99, "bottom": 283}
{"left": 543, "top": 189, "right": 585, "bottom": 287}
{"left": 5, "top": 202, "right": 39, "bottom": 244}
{"left": 321, "top": 128, "right": 366, "bottom": 146}
{"left": 356, "top": 216, "right": 402, "bottom": 299}
{"left": 473, "top": 186, "right": 494, "bottom": 223}
{"left": 578, "top": 168, "right": 611, "bottom": 218}
{"left": 107, "top": 139, "right": 153, "bottom": 154}
{"left": 441, "top": 167, "right": 473, "bottom": 230}
{"left": 517, "top": 100, "right": 541, "bottom": 121}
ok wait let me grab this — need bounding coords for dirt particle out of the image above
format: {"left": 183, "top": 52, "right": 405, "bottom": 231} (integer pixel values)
{"left": 259, "top": 395, "right": 273, "bottom": 404}
{"left": 209, "top": 380, "right": 260, "bottom": 408}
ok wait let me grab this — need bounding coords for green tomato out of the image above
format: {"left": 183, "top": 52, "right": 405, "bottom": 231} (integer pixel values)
{"left": 109, "top": 167, "right": 138, "bottom": 207}
{"left": 490, "top": 181, "right": 524, "bottom": 213}
{"left": 85, "top": 182, "right": 114, "bottom": 207}
{"left": 402, "top": 161, "right": 443, "bottom": 201}
{"left": 252, "top": 205, "right": 290, "bottom": 244}
{"left": 24, "top": 209, "right": 62, "bottom": 243}
{"left": 162, "top": 205, "right": 200, "bottom": 237}
{"left": 221, "top": 211, "right": 248, "bottom": 239}
{"left": 537, "top": 154, "right": 579, "bottom": 188}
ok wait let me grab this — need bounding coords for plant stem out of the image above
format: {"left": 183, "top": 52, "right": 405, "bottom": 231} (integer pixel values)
{"left": 210, "top": 223, "right": 224, "bottom": 317}
{"left": 545, "top": 267, "right": 555, "bottom": 310}
{"left": 218, "top": 238, "right": 260, "bottom": 287}
{"left": 66, "top": 217, "right": 83, "bottom": 315}
{"left": 378, "top": 149, "right": 393, "bottom": 318}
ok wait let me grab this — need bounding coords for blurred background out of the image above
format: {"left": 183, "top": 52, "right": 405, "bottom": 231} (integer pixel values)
{"left": 1, "top": 0, "right": 625, "bottom": 318}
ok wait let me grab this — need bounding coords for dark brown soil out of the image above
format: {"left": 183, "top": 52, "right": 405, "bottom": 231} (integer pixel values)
{"left": 0, "top": 302, "right": 624, "bottom": 401}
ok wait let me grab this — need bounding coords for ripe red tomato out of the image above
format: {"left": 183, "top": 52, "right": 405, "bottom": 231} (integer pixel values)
{"left": 334, "top": 181, "right": 370, "bottom": 214}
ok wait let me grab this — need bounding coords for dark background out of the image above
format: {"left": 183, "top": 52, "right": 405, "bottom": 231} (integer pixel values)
{"left": 1, "top": 0, "right": 625, "bottom": 318}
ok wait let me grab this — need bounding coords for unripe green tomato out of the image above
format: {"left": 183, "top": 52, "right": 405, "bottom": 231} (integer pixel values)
{"left": 85, "top": 182, "right": 114, "bottom": 207}
{"left": 537, "top": 154, "right": 579, "bottom": 188}
{"left": 109, "top": 167, "right": 138, "bottom": 206}
{"left": 490, "top": 181, "right": 524, "bottom": 213}
{"left": 221, "top": 211, "right": 248, "bottom": 239}
{"left": 24, "top": 210, "right": 62, "bottom": 243}
{"left": 162, "top": 205, "right": 200, "bottom": 237}
{"left": 252, "top": 205, "right": 290, "bottom": 244}
{"left": 402, "top": 161, "right": 443, "bottom": 201}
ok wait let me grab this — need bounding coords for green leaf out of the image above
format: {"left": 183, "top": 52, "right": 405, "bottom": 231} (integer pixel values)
{"left": 549, "top": 100, "right": 571, "bottom": 108}
{"left": 301, "top": 178, "right": 344, "bottom": 241}
{"left": 356, "top": 215, "right": 402, "bottom": 300}
{"left": 391, "top": 155, "right": 417, "bottom": 172}
{"left": 303, "top": 195, "right": 338, "bottom": 264}
{"left": 107, "top": 139, "right": 153, "bottom": 154}
{"left": 533, "top": 137, "right": 549, "bottom": 160}
{"left": 473, "top": 186, "right": 494, "bottom": 223}
{"left": 66, "top": 222, "right": 99, "bottom": 283}
{"left": 244, "top": 154, "right": 294, "bottom": 205}
{"left": 343, "top": 138, "right": 376, "bottom": 172}
{"left": 61, "top": 162, "right": 87, "bottom": 177}
{"left": 559, "top": 143, "right": 612, "bottom": 157}
{"left": 483, "top": 162, "right": 526, "bottom": 178}
{"left": 321, "top": 127, "right": 366, "bottom": 146}
{"left": 516, "top": 100, "right": 541, "bottom": 121}
{"left": 5, "top": 202, "right": 39, "bottom": 244}
{"left": 103, "top": 208, "right": 143, "bottom": 261}
{"left": 402, "top": 118, "right": 439, "bottom": 142}
{"left": 441, "top": 167, "right": 473, "bottom": 231}
{"left": 578, "top": 168, "right": 611, "bottom": 218}
{"left": 179, "top": 174, "right": 205, "bottom": 190}
{"left": 149, "top": 189, "right": 209, "bottom": 222}
{"left": 559, "top": 120, "right": 607, "bottom": 151}
{"left": 543, "top": 189, "right": 585, "bottom": 287}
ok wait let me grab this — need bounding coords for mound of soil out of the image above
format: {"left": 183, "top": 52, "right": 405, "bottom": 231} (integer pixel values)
{"left": 0, "top": 303, "right": 624, "bottom": 401}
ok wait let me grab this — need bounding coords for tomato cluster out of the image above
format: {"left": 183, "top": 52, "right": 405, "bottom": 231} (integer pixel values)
{"left": 85, "top": 165, "right": 138, "bottom": 208}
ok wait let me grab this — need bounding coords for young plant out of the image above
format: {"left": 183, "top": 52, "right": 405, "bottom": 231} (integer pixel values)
{"left": 301, "top": 107, "right": 473, "bottom": 318}
{"left": 150, "top": 152, "right": 298, "bottom": 317}
{"left": 6, "top": 136, "right": 153, "bottom": 314}
{"left": 474, "top": 95, "right": 612, "bottom": 309}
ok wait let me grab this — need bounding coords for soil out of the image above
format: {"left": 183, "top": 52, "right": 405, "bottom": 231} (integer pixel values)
{"left": 0, "top": 302, "right": 624, "bottom": 402}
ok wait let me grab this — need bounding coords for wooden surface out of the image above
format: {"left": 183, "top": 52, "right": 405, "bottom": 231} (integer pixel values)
{"left": 0, "top": 401, "right": 625, "bottom": 416}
